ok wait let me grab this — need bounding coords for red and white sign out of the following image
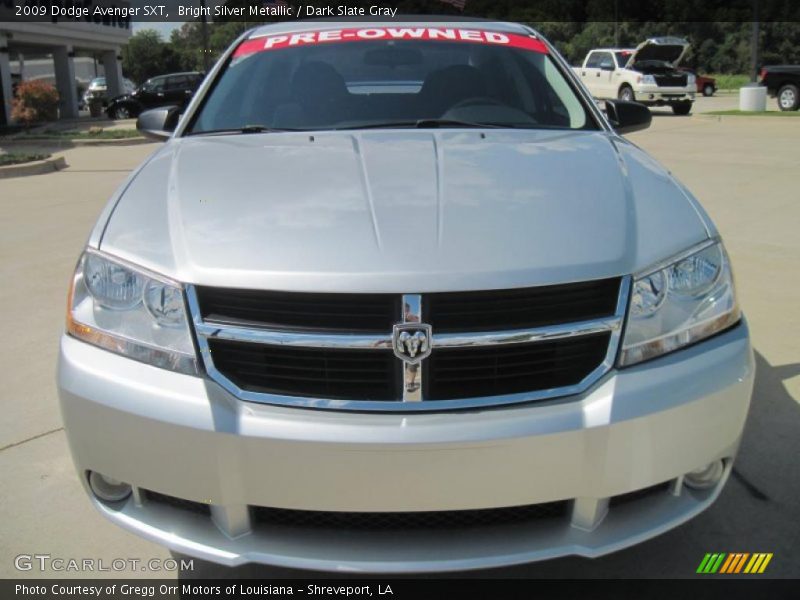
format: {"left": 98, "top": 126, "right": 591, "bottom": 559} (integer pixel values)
{"left": 233, "top": 28, "right": 549, "bottom": 58}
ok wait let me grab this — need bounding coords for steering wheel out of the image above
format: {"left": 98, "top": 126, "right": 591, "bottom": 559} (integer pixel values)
{"left": 449, "top": 96, "right": 507, "bottom": 110}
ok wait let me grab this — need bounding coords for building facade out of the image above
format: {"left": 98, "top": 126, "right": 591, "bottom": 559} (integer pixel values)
{"left": 0, "top": 9, "right": 131, "bottom": 125}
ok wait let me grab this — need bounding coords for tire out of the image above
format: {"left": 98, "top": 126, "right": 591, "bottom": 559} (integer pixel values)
{"left": 703, "top": 84, "right": 714, "bottom": 97}
{"left": 618, "top": 85, "right": 635, "bottom": 102}
{"left": 777, "top": 84, "right": 799, "bottom": 111}
{"left": 110, "top": 105, "right": 131, "bottom": 120}
{"left": 672, "top": 102, "right": 692, "bottom": 116}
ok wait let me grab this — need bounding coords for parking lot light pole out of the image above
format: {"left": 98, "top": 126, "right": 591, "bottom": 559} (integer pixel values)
{"left": 201, "top": 0, "right": 210, "bottom": 72}
{"left": 750, "top": 0, "right": 760, "bottom": 82}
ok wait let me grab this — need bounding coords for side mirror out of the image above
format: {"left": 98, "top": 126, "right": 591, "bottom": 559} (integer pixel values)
{"left": 136, "top": 106, "right": 181, "bottom": 141}
{"left": 600, "top": 63, "right": 616, "bottom": 71}
{"left": 605, "top": 100, "right": 651, "bottom": 135}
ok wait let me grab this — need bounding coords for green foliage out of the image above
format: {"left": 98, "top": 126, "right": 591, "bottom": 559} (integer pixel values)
{"left": 711, "top": 74, "right": 751, "bottom": 90}
{"left": 118, "top": 12, "right": 800, "bottom": 83}
{"left": 11, "top": 80, "right": 59, "bottom": 125}
{"left": 121, "top": 30, "right": 181, "bottom": 85}
{"left": 22, "top": 128, "right": 142, "bottom": 140}
{"left": 170, "top": 22, "right": 249, "bottom": 71}
{"left": 706, "top": 110, "right": 800, "bottom": 116}
{"left": 0, "top": 152, "right": 50, "bottom": 166}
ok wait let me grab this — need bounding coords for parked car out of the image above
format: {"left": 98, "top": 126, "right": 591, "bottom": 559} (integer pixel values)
{"left": 574, "top": 37, "right": 696, "bottom": 114}
{"left": 680, "top": 68, "right": 716, "bottom": 96}
{"left": 105, "top": 72, "right": 204, "bottom": 119}
{"left": 81, "top": 76, "right": 135, "bottom": 109}
{"left": 59, "top": 21, "right": 752, "bottom": 572}
{"left": 759, "top": 65, "right": 800, "bottom": 111}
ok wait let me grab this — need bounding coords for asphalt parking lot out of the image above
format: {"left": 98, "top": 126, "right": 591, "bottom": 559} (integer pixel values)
{"left": 1, "top": 93, "right": 798, "bottom": 579}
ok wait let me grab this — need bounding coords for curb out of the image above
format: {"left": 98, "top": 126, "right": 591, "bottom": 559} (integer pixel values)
{"left": 694, "top": 112, "right": 787, "bottom": 121}
{"left": 0, "top": 136, "right": 150, "bottom": 147}
{"left": 0, "top": 155, "right": 68, "bottom": 179}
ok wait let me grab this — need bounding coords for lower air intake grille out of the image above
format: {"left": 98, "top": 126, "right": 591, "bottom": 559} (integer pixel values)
{"left": 145, "top": 490, "right": 211, "bottom": 516}
{"left": 252, "top": 501, "right": 568, "bottom": 531}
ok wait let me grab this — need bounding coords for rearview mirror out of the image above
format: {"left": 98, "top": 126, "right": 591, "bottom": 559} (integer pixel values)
{"left": 600, "top": 63, "right": 615, "bottom": 71}
{"left": 605, "top": 100, "right": 651, "bottom": 135}
{"left": 364, "top": 47, "right": 423, "bottom": 67}
{"left": 136, "top": 106, "right": 182, "bottom": 141}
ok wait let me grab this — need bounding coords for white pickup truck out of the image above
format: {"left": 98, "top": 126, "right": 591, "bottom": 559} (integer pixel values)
{"left": 574, "top": 37, "right": 696, "bottom": 115}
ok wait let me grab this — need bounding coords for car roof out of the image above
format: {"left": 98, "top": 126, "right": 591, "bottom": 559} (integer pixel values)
{"left": 248, "top": 18, "right": 536, "bottom": 39}
{"left": 150, "top": 72, "right": 202, "bottom": 79}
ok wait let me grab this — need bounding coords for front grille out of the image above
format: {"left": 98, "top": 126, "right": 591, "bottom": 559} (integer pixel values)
{"left": 424, "top": 278, "right": 620, "bottom": 332}
{"left": 425, "top": 333, "right": 611, "bottom": 400}
{"left": 192, "top": 277, "right": 626, "bottom": 410}
{"left": 252, "top": 501, "right": 568, "bottom": 531}
{"left": 208, "top": 339, "right": 399, "bottom": 401}
{"left": 195, "top": 286, "right": 398, "bottom": 333}
{"left": 656, "top": 74, "right": 688, "bottom": 87}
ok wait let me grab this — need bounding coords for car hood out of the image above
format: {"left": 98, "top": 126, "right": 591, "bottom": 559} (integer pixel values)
{"left": 100, "top": 129, "right": 711, "bottom": 293}
{"left": 627, "top": 37, "right": 690, "bottom": 68}
{"left": 107, "top": 93, "right": 133, "bottom": 104}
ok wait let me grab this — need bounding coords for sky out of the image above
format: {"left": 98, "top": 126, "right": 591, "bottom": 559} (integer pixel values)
{"left": 132, "top": 21, "right": 184, "bottom": 39}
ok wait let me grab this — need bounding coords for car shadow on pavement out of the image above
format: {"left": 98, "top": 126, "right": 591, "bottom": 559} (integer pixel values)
{"left": 176, "top": 350, "right": 800, "bottom": 579}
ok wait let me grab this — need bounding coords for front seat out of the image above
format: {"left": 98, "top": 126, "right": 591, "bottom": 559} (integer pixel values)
{"left": 279, "top": 61, "right": 351, "bottom": 128}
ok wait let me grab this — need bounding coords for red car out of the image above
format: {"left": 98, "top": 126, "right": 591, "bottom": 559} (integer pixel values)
{"left": 680, "top": 68, "right": 717, "bottom": 96}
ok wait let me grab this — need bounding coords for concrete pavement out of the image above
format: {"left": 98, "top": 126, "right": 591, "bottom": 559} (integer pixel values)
{"left": 1, "top": 95, "right": 798, "bottom": 579}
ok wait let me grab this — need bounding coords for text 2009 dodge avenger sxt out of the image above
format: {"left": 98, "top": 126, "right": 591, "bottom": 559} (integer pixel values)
{"left": 57, "top": 21, "right": 753, "bottom": 572}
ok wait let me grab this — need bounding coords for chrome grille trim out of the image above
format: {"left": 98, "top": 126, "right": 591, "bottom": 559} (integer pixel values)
{"left": 186, "top": 276, "right": 630, "bottom": 412}
{"left": 401, "top": 294, "right": 424, "bottom": 402}
{"left": 193, "top": 315, "right": 621, "bottom": 350}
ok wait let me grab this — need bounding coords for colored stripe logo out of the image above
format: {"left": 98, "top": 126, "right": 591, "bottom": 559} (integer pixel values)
{"left": 697, "top": 553, "right": 773, "bottom": 574}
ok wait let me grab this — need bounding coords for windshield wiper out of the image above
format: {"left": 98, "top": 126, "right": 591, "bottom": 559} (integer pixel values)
{"left": 335, "top": 119, "right": 512, "bottom": 131}
{"left": 186, "top": 125, "right": 299, "bottom": 136}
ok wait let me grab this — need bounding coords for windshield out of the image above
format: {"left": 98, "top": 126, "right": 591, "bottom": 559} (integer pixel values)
{"left": 614, "top": 51, "right": 632, "bottom": 67}
{"left": 188, "top": 27, "right": 597, "bottom": 134}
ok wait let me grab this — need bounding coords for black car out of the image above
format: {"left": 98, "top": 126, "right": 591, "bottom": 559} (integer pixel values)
{"left": 106, "top": 72, "right": 204, "bottom": 119}
{"left": 759, "top": 65, "right": 800, "bottom": 111}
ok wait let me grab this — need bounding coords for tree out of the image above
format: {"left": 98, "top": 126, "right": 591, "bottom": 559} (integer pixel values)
{"left": 121, "top": 30, "right": 181, "bottom": 85}
{"left": 170, "top": 21, "right": 250, "bottom": 72}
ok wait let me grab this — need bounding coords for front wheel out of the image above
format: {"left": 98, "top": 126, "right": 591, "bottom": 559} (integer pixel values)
{"left": 618, "top": 85, "right": 635, "bottom": 102}
{"left": 777, "top": 84, "right": 799, "bottom": 111}
{"left": 110, "top": 105, "right": 132, "bottom": 120}
{"left": 672, "top": 102, "right": 692, "bottom": 116}
{"left": 703, "top": 84, "right": 715, "bottom": 97}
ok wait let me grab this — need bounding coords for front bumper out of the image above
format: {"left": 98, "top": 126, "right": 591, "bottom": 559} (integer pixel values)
{"left": 57, "top": 322, "right": 754, "bottom": 572}
{"left": 633, "top": 88, "right": 695, "bottom": 105}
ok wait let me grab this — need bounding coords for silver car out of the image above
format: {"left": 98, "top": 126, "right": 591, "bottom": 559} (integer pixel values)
{"left": 58, "top": 21, "right": 753, "bottom": 572}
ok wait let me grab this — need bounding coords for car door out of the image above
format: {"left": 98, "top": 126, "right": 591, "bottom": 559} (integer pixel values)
{"left": 137, "top": 76, "right": 167, "bottom": 109}
{"left": 580, "top": 51, "right": 603, "bottom": 95}
{"left": 165, "top": 75, "right": 194, "bottom": 106}
{"left": 595, "top": 52, "right": 617, "bottom": 98}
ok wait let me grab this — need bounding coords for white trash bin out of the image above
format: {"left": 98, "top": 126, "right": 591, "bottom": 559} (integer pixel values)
{"left": 739, "top": 84, "right": 767, "bottom": 111}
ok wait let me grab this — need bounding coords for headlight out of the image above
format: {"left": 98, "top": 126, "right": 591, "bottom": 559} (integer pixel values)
{"left": 687, "top": 73, "right": 697, "bottom": 86}
{"left": 641, "top": 74, "right": 656, "bottom": 85}
{"left": 67, "top": 249, "right": 198, "bottom": 374}
{"left": 619, "top": 240, "right": 741, "bottom": 366}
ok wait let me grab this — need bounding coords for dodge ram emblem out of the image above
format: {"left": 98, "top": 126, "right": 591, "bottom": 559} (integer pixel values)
{"left": 392, "top": 324, "right": 432, "bottom": 364}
